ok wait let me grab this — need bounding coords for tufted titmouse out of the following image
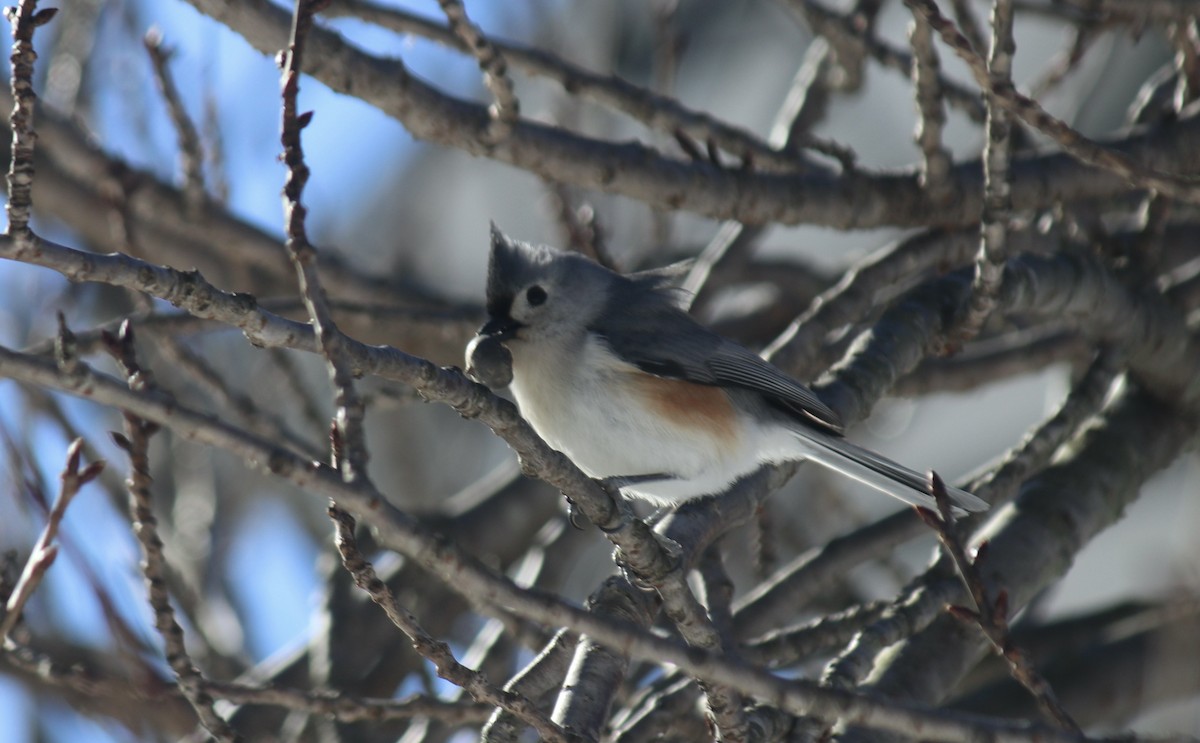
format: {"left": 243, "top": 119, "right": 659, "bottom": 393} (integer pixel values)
{"left": 468, "top": 226, "right": 987, "bottom": 513}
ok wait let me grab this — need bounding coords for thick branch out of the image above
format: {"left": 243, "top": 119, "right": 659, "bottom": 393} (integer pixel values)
{"left": 182, "top": 0, "right": 1200, "bottom": 227}
{"left": 0, "top": 343, "right": 1143, "bottom": 743}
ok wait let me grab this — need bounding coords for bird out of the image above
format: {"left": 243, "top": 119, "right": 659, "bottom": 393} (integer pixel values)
{"left": 467, "top": 225, "right": 987, "bottom": 514}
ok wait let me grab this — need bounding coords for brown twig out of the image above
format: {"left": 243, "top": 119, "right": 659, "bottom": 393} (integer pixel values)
{"left": 821, "top": 577, "right": 963, "bottom": 690}
{"left": 148, "top": 332, "right": 323, "bottom": 460}
{"left": 482, "top": 628, "right": 576, "bottom": 741}
{"left": 949, "top": 0, "right": 1016, "bottom": 348}
{"left": 279, "top": 0, "right": 370, "bottom": 483}
{"left": 789, "top": 0, "right": 987, "bottom": 123}
{"left": 910, "top": 10, "right": 953, "bottom": 202}
{"left": 0, "top": 438, "right": 102, "bottom": 645}
{"left": 694, "top": 548, "right": 750, "bottom": 742}
{"left": 949, "top": 0, "right": 988, "bottom": 54}
{"left": 0, "top": 339, "right": 1178, "bottom": 743}
{"left": 2, "top": 636, "right": 493, "bottom": 725}
{"left": 328, "top": 506, "right": 577, "bottom": 743}
{"left": 104, "top": 321, "right": 240, "bottom": 742}
{"left": 144, "top": 27, "right": 206, "bottom": 214}
{"left": 545, "top": 181, "right": 616, "bottom": 269}
{"left": 324, "top": 0, "right": 814, "bottom": 171}
{"left": 919, "top": 472, "right": 1082, "bottom": 733}
{"left": 435, "top": 0, "right": 518, "bottom": 142}
{"left": 1170, "top": 17, "right": 1200, "bottom": 106}
{"left": 4, "top": 0, "right": 55, "bottom": 257}
{"left": 741, "top": 600, "right": 891, "bottom": 668}
{"left": 1029, "top": 24, "right": 1100, "bottom": 100}
{"left": 904, "top": 0, "right": 1200, "bottom": 204}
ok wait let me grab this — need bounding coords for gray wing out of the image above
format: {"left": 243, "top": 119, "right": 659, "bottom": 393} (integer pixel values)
{"left": 705, "top": 343, "right": 844, "bottom": 432}
{"left": 592, "top": 287, "right": 844, "bottom": 433}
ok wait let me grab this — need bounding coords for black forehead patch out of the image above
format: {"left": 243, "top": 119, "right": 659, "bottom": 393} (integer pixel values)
{"left": 487, "top": 225, "right": 529, "bottom": 300}
{"left": 486, "top": 292, "right": 514, "bottom": 319}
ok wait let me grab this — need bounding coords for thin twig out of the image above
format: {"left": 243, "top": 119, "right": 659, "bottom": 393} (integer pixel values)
{"left": 741, "top": 600, "right": 891, "bottom": 668}
{"left": 4, "top": 0, "right": 55, "bottom": 256}
{"left": 821, "top": 577, "right": 962, "bottom": 689}
{"left": 435, "top": 0, "right": 519, "bottom": 142}
{"left": 949, "top": 0, "right": 988, "bottom": 54}
{"left": 144, "top": 27, "right": 206, "bottom": 214}
{"left": 0, "top": 438, "right": 102, "bottom": 645}
{"left": 898, "top": 326, "right": 1092, "bottom": 396}
{"left": 790, "top": 0, "right": 987, "bottom": 122}
{"left": 208, "top": 681, "right": 492, "bottom": 724}
{"left": 765, "top": 227, "right": 984, "bottom": 380}
{"left": 904, "top": 0, "right": 1200, "bottom": 204}
{"left": 919, "top": 473, "right": 1083, "bottom": 733}
{"left": 104, "top": 322, "right": 240, "bottom": 742}
{"left": 149, "top": 332, "right": 323, "bottom": 460}
{"left": 1170, "top": 17, "right": 1200, "bottom": 106}
{"left": 0, "top": 341, "right": 1182, "bottom": 743}
{"left": 279, "top": 0, "right": 370, "bottom": 482}
{"left": 278, "top": 12, "right": 382, "bottom": 739}
{"left": 682, "top": 35, "right": 861, "bottom": 306}
{"left": 545, "top": 181, "right": 616, "bottom": 269}
{"left": 910, "top": 10, "right": 954, "bottom": 202}
{"left": 329, "top": 507, "right": 577, "bottom": 743}
{"left": 1029, "top": 25, "right": 1100, "bottom": 100}
{"left": 324, "top": 0, "right": 815, "bottom": 171}
{"left": 2, "top": 637, "right": 493, "bottom": 725}
{"left": 265, "top": 346, "right": 330, "bottom": 433}
{"left": 950, "top": 0, "right": 1016, "bottom": 348}
{"left": 694, "top": 548, "right": 750, "bottom": 742}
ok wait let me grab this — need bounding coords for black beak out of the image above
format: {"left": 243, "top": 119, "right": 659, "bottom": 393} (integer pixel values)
{"left": 478, "top": 315, "right": 521, "bottom": 340}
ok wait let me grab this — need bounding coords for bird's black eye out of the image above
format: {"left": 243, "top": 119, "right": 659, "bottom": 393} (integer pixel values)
{"left": 526, "top": 285, "right": 547, "bottom": 306}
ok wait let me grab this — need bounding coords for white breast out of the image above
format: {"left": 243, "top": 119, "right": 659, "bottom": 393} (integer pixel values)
{"left": 507, "top": 335, "right": 774, "bottom": 506}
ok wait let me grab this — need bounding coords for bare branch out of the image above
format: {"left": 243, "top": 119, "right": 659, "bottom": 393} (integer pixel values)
{"left": 4, "top": 0, "right": 54, "bottom": 253}
{"left": 922, "top": 473, "right": 1081, "bottom": 732}
{"left": 323, "top": 0, "right": 813, "bottom": 171}
{"left": 144, "top": 28, "right": 206, "bottom": 213}
{"left": 182, "top": 0, "right": 1200, "bottom": 226}
{"left": 788, "top": 0, "right": 987, "bottom": 123}
{"left": 741, "top": 601, "right": 891, "bottom": 668}
{"left": 950, "top": 0, "right": 1016, "bottom": 347}
{"left": 2, "top": 638, "right": 493, "bottom": 725}
{"left": 0, "top": 438, "right": 100, "bottom": 645}
{"left": 105, "top": 323, "right": 240, "bottom": 742}
{"left": 434, "top": 0, "right": 519, "bottom": 141}
{"left": 279, "top": 0, "right": 370, "bottom": 485}
{"left": 483, "top": 629, "right": 576, "bottom": 741}
{"left": 904, "top": 0, "right": 1200, "bottom": 204}
{"left": 1049, "top": 0, "right": 1200, "bottom": 25}
{"left": 856, "top": 383, "right": 1195, "bottom": 728}
{"left": 693, "top": 549, "right": 750, "bottom": 742}
{"left": 329, "top": 507, "right": 576, "bottom": 743}
{"left": 909, "top": 11, "right": 953, "bottom": 201}
{"left": 0, "top": 342, "right": 1147, "bottom": 743}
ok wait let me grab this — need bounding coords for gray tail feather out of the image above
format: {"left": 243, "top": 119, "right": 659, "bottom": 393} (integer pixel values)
{"left": 795, "top": 430, "right": 989, "bottom": 513}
